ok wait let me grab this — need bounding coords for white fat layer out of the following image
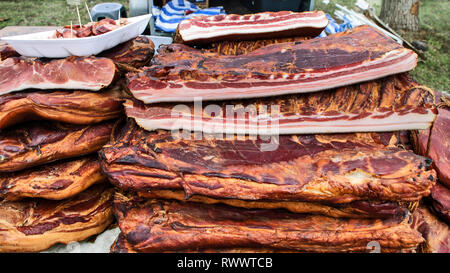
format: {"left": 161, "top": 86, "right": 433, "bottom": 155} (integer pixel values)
{"left": 0, "top": 79, "right": 104, "bottom": 95}
{"left": 344, "top": 170, "right": 374, "bottom": 185}
{"left": 131, "top": 110, "right": 434, "bottom": 135}
{"left": 132, "top": 50, "right": 417, "bottom": 103}
{"left": 180, "top": 14, "right": 328, "bottom": 41}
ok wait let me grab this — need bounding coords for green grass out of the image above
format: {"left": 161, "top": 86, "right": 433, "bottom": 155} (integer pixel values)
{"left": 315, "top": 0, "right": 449, "bottom": 93}
{"left": 0, "top": 0, "right": 448, "bottom": 92}
{"left": 0, "top": 0, "right": 129, "bottom": 28}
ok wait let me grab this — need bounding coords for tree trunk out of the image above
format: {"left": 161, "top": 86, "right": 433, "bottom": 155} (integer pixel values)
{"left": 380, "top": 0, "right": 420, "bottom": 32}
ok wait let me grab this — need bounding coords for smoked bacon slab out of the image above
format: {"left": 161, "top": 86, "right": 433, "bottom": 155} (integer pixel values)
{"left": 411, "top": 92, "right": 450, "bottom": 187}
{"left": 128, "top": 26, "right": 418, "bottom": 103}
{"left": 411, "top": 204, "right": 450, "bottom": 253}
{"left": 0, "top": 56, "right": 116, "bottom": 95}
{"left": 99, "top": 120, "right": 436, "bottom": 205}
{"left": 125, "top": 73, "right": 436, "bottom": 134}
{"left": 173, "top": 11, "right": 328, "bottom": 45}
{"left": 0, "top": 120, "right": 115, "bottom": 172}
{"left": 0, "top": 86, "right": 124, "bottom": 130}
{"left": 0, "top": 184, "right": 113, "bottom": 252}
{"left": 0, "top": 155, "right": 106, "bottom": 201}
{"left": 113, "top": 193, "right": 423, "bottom": 253}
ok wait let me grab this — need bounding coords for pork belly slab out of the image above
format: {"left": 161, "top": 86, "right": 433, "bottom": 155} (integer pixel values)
{"left": 429, "top": 183, "right": 450, "bottom": 224}
{"left": 111, "top": 232, "right": 304, "bottom": 253}
{"left": 98, "top": 35, "right": 155, "bottom": 69}
{"left": 173, "top": 11, "right": 328, "bottom": 45}
{"left": 136, "top": 189, "right": 412, "bottom": 219}
{"left": 0, "top": 120, "right": 115, "bottom": 172}
{"left": 99, "top": 120, "right": 436, "bottom": 206}
{"left": 411, "top": 204, "right": 450, "bottom": 253}
{"left": 0, "top": 155, "right": 106, "bottom": 201}
{"left": 125, "top": 73, "right": 436, "bottom": 134}
{"left": 128, "top": 26, "right": 417, "bottom": 103}
{"left": 0, "top": 184, "right": 113, "bottom": 252}
{"left": 113, "top": 193, "right": 423, "bottom": 253}
{"left": 0, "top": 86, "right": 124, "bottom": 130}
{"left": 0, "top": 56, "right": 116, "bottom": 95}
{"left": 411, "top": 92, "right": 450, "bottom": 187}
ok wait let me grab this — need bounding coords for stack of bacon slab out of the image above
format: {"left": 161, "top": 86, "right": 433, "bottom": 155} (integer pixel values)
{"left": 409, "top": 91, "right": 450, "bottom": 252}
{"left": 96, "top": 11, "right": 450, "bottom": 253}
{"left": 0, "top": 36, "right": 155, "bottom": 252}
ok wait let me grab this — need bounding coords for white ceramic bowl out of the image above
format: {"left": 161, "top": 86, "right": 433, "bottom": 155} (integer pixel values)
{"left": 1, "top": 14, "right": 152, "bottom": 58}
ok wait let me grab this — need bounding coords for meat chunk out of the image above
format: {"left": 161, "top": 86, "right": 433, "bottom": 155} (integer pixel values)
{"left": 0, "top": 86, "right": 124, "bottom": 130}
{"left": 99, "top": 36, "right": 155, "bottom": 69}
{"left": 125, "top": 73, "right": 436, "bottom": 135}
{"left": 99, "top": 120, "right": 436, "bottom": 205}
{"left": 128, "top": 26, "right": 417, "bottom": 103}
{"left": 173, "top": 11, "right": 328, "bottom": 44}
{"left": 429, "top": 183, "right": 450, "bottom": 224}
{"left": 411, "top": 204, "right": 450, "bottom": 253}
{"left": 114, "top": 193, "right": 423, "bottom": 253}
{"left": 136, "top": 189, "right": 412, "bottom": 219}
{"left": 0, "top": 56, "right": 116, "bottom": 95}
{"left": 0, "top": 120, "right": 115, "bottom": 172}
{"left": 411, "top": 92, "right": 450, "bottom": 187}
{"left": 0, "top": 156, "right": 106, "bottom": 201}
{"left": 0, "top": 184, "right": 113, "bottom": 252}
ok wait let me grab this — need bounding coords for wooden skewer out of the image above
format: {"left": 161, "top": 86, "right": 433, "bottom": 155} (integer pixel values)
{"left": 76, "top": 4, "right": 82, "bottom": 27}
{"left": 118, "top": 10, "right": 121, "bottom": 26}
{"left": 70, "top": 21, "right": 73, "bottom": 38}
{"left": 85, "top": 2, "right": 93, "bottom": 22}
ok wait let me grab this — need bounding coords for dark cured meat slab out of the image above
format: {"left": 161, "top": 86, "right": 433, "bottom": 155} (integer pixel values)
{"left": 128, "top": 26, "right": 417, "bottom": 103}
{"left": 0, "top": 120, "right": 115, "bottom": 172}
{"left": 111, "top": 232, "right": 302, "bottom": 253}
{"left": 114, "top": 192, "right": 423, "bottom": 253}
{"left": 411, "top": 92, "right": 450, "bottom": 187}
{"left": 411, "top": 204, "right": 450, "bottom": 253}
{"left": 429, "top": 183, "right": 450, "bottom": 224}
{"left": 136, "top": 189, "right": 412, "bottom": 219}
{"left": 205, "top": 36, "right": 309, "bottom": 55}
{"left": 173, "top": 11, "right": 328, "bottom": 45}
{"left": 125, "top": 73, "right": 436, "bottom": 134}
{"left": 99, "top": 120, "right": 436, "bottom": 205}
{"left": 98, "top": 36, "right": 155, "bottom": 69}
{"left": 0, "top": 155, "right": 106, "bottom": 201}
{"left": 0, "top": 44, "right": 19, "bottom": 61}
{"left": 0, "top": 85, "right": 124, "bottom": 130}
{"left": 0, "top": 184, "right": 113, "bottom": 252}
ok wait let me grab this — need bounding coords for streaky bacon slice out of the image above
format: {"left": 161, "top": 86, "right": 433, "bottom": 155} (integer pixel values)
{"left": 0, "top": 184, "right": 113, "bottom": 253}
{"left": 411, "top": 204, "right": 450, "bottom": 253}
{"left": 0, "top": 56, "right": 116, "bottom": 95}
{"left": 113, "top": 193, "right": 423, "bottom": 253}
{"left": 125, "top": 73, "right": 436, "bottom": 135}
{"left": 0, "top": 120, "right": 115, "bottom": 172}
{"left": 0, "top": 85, "right": 124, "bottom": 130}
{"left": 411, "top": 92, "right": 450, "bottom": 187}
{"left": 173, "top": 11, "right": 328, "bottom": 44}
{"left": 128, "top": 26, "right": 418, "bottom": 104}
{"left": 0, "top": 155, "right": 106, "bottom": 201}
{"left": 99, "top": 120, "right": 436, "bottom": 205}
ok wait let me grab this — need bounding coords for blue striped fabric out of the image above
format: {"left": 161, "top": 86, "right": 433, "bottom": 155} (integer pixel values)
{"left": 155, "top": 0, "right": 225, "bottom": 33}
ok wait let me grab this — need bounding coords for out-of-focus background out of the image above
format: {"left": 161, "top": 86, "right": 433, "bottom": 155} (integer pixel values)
{"left": 0, "top": 0, "right": 447, "bottom": 92}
